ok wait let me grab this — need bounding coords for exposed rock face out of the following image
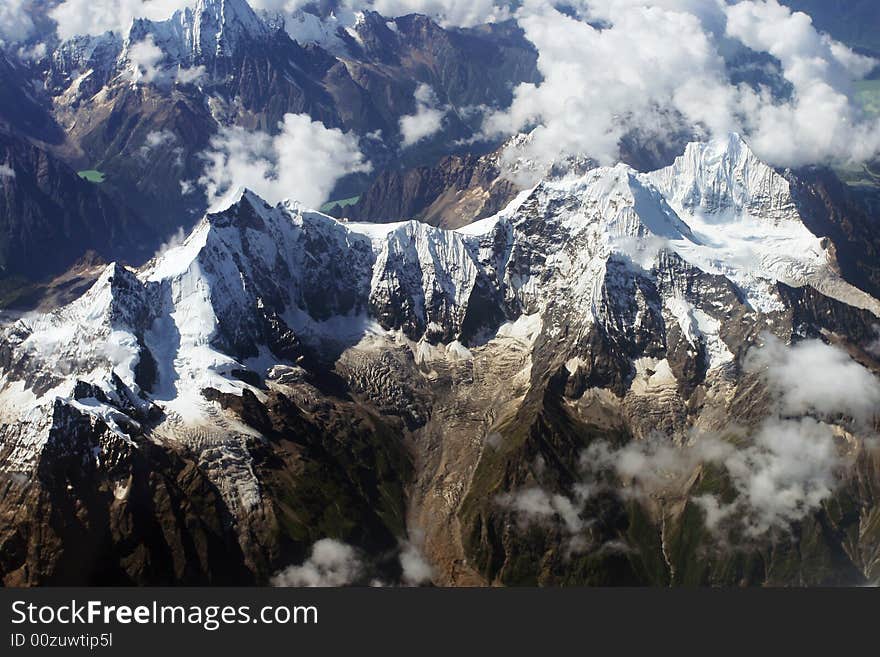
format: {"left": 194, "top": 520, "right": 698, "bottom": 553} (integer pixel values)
{"left": 2, "top": 135, "right": 880, "bottom": 586}
{"left": 33, "top": 4, "right": 539, "bottom": 237}
{"left": 0, "top": 54, "right": 62, "bottom": 143}
{"left": 787, "top": 166, "right": 880, "bottom": 301}
{"left": 0, "top": 397, "right": 253, "bottom": 586}
{"left": 328, "top": 11, "right": 540, "bottom": 110}
{"left": 340, "top": 149, "right": 520, "bottom": 228}
{"left": 0, "top": 131, "right": 151, "bottom": 306}
{"left": 337, "top": 131, "right": 694, "bottom": 228}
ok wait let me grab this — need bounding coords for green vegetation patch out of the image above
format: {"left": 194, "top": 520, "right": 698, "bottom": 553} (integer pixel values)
{"left": 320, "top": 195, "right": 360, "bottom": 213}
{"left": 77, "top": 170, "right": 106, "bottom": 183}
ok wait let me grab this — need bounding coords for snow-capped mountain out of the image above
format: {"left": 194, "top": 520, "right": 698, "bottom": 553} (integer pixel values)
{"left": 2, "top": 134, "right": 880, "bottom": 586}
{"left": 48, "top": 0, "right": 277, "bottom": 96}
{"left": 0, "top": 132, "right": 870, "bottom": 457}
{"left": 128, "top": 0, "right": 271, "bottom": 64}
{"left": 650, "top": 133, "right": 799, "bottom": 223}
{"left": 50, "top": 0, "right": 270, "bottom": 71}
{"left": 20, "top": 1, "right": 539, "bottom": 291}
{"left": 4, "top": 133, "right": 862, "bottom": 439}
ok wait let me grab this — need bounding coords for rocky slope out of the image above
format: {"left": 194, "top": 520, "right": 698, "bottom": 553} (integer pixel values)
{"left": 0, "top": 2, "right": 543, "bottom": 304}
{"left": 1, "top": 134, "right": 880, "bottom": 586}
{"left": 336, "top": 131, "right": 693, "bottom": 228}
{"left": 32, "top": 1, "right": 538, "bottom": 229}
{"left": 0, "top": 54, "right": 62, "bottom": 144}
{"left": 339, "top": 146, "right": 520, "bottom": 228}
{"left": 0, "top": 130, "right": 152, "bottom": 307}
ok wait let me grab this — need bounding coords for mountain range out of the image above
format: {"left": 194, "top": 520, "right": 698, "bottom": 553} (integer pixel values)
{"left": 1, "top": 0, "right": 540, "bottom": 302}
{"left": 2, "top": 133, "right": 880, "bottom": 585}
{"left": 5, "top": 0, "right": 853, "bottom": 306}
{"left": 0, "top": 0, "right": 879, "bottom": 587}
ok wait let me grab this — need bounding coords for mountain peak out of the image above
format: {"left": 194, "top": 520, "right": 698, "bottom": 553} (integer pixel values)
{"left": 648, "top": 133, "right": 799, "bottom": 226}
{"left": 206, "top": 186, "right": 269, "bottom": 215}
{"left": 123, "top": 0, "right": 271, "bottom": 64}
{"left": 184, "top": 0, "right": 270, "bottom": 58}
{"left": 191, "top": 0, "right": 265, "bottom": 29}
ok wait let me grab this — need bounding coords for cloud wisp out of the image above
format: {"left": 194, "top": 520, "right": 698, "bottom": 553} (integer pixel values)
{"left": 745, "top": 334, "right": 880, "bottom": 425}
{"left": 398, "top": 534, "right": 434, "bottom": 586}
{"left": 199, "top": 113, "right": 371, "bottom": 209}
{"left": 399, "top": 84, "right": 447, "bottom": 147}
{"left": 485, "top": 0, "right": 880, "bottom": 171}
{"left": 0, "top": 0, "right": 35, "bottom": 45}
{"left": 270, "top": 536, "right": 435, "bottom": 587}
{"left": 501, "top": 335, "right": 880, "bottom": 545}
{"left": 271, "top": 539, "right": 364, "bottom": 587}
{"left": 125, "top": 35, "right": 165, "bottom": 85}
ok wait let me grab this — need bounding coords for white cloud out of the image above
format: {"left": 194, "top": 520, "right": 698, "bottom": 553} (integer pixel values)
{"left": 745, "top": 334, "right": 880, "bottom": 424}
{"left": 580, "top": 420, "right": 847, "bottom": 538}
{"left": 271, "top": 538, "right": 363, "bottom": 587}
{"left": 126, "top": 35, "right": 165, "bottom": 85}
{"left": 140, "top": 129, "right": 177, "bottom": 158}
{"left": 399, "top": 84, "right": 446, "bottom": 147}
{"left": 271, "top": 536, "right": 434, "bottom": 587}
{"left": 866, "top": 326, "right": 880, "bottom": 358}
{"left": 17, "top": 42, "right": 48, "bottom": 62}
{"left": 0, "top": 0, "right": 35, "bottom": 45}
{"left": 484, "top": 2, "right": 735, "bottom": 168}
{"left": 722, "top": 416, "right": 844, "bottom": 536}
{"left": 199, "top": 113, "right": 371, "bottom": 209}
{"left": 485, "top": 0, "right": 880, "bottom": 171}
{"left": 575, "top": 337, "right": 876, "bottom": 537}
{"left": 175, "top": 65, "right": 207, "bottom": 85}
{"left": 0, "top": 164, "right": 15, "bottom": 179}
{"left": 152, "top": 226, "right": 186, "bottom": 260}
{"left": 399, "top": 535, "right": 433, "bottom": 586}
{"left": 692, "top": 494, "right": 736, "bottom": 532}
{"left": 50, "top": 0, "right": 194, "bottom": 41}
{"left": 499, "top": 486, "right": 585, "bottom": 534}
{"left": 724, "top": 0, "right": 880, "bottom": 166}
{"left": 583, "top": 435, "right": 734, "bottom": 500}
{"left": 725, "top": 1, "right": 875, "bottom": 84}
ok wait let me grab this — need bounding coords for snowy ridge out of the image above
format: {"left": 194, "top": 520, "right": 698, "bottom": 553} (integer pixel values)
{"left": 180, "top": 0, "right": 270, "bottom": 59}
{"left": 57, "top": 0, "right": 359, "bottom": 84}
{"left": 646, "top": 134, "right": 880, "bottom": 315}
{"left": 281, "top": 9, "right": 350, "bottom": 53}
{"left": 0, "top": 189, "right": 489, "bottom": 477}
{"left": 122, "top": 0, "right": 271, "bottom": 71}
{"left": 1, "top": 134, "right": 878, "bottom": 493}
{"left": 649, "top": 133, "right": 800, "bottom": 225}
{"left": 48, "top": 0, "right": 278, "bottom": 94}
